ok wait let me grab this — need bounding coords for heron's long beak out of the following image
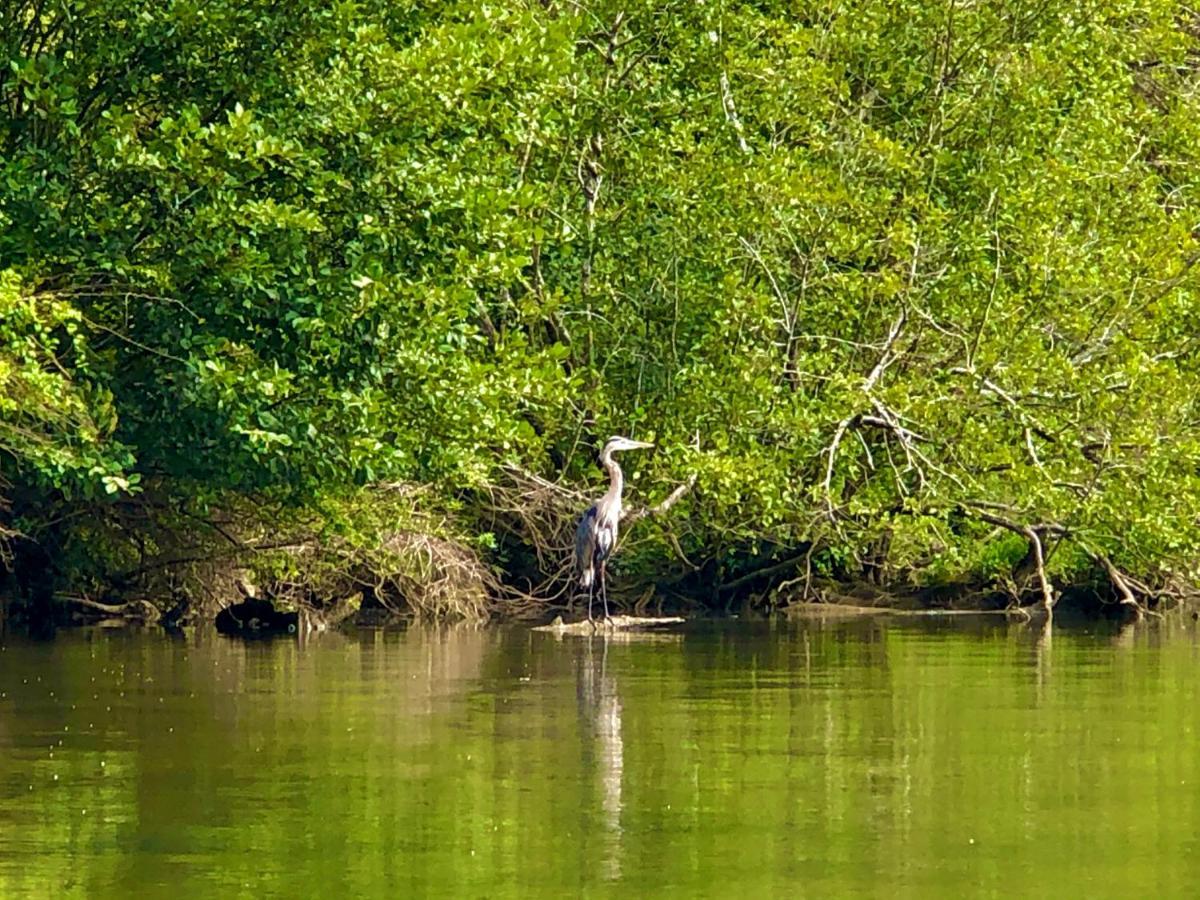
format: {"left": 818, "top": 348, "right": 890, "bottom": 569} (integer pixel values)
{"left": 630, "top": 440, "right": 655, "bottom": 449}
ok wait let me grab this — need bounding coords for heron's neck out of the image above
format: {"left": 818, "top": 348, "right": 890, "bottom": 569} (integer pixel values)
{"left": 600, "top": 449, "right": 624, "bottom": 508}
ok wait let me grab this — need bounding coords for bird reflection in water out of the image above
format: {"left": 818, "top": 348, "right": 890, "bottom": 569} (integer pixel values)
{"left": 576, "top": 635, "right": 624, "bottom": 882}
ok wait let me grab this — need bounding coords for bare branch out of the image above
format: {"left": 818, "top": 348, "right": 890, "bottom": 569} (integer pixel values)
{"left": 719, "top": 71, "right": 752, "bottom": 155}
{"left": 624, "top": 474, "right": 697, "bottom": 523}
{"left": 737, "top": 236, "right": 792, "bottom": 335}
{"left": 822, "top": 416, "right": 855, "bottom": 517}
{"left": 863, "top": 310, "right": 907, "bottom": 392}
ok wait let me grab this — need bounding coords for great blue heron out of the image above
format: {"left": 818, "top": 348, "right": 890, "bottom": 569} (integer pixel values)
{"left": 575, "top": 435, "right": 654, "bottom": 621}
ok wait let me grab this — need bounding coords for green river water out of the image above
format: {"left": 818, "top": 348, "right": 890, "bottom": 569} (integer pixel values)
{"left": 1, "top": 616, "right": 1198, "bottom": 898}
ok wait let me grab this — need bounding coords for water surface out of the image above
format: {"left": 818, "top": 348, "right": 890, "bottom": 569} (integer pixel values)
{"left": 1, "top": 617, "right": 1197, "bottom": 897}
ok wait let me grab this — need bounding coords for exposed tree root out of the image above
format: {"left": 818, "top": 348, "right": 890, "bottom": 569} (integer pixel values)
{"left": 958, "top": 502, "right": 1186, "bottom": 619}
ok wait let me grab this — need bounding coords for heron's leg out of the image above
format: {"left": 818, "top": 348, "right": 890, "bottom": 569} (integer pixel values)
{"left": 600, "top": 561, "right": 610, "bottom": 621}
{"left": 586, "top": 573, "right": 594, "bottom": 623}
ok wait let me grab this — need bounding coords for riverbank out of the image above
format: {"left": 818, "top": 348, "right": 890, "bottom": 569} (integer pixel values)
{"left": 2, "top": 568, "right": 1172, "bottom": 635}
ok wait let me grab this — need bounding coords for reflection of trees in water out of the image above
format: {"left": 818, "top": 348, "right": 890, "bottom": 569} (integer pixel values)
{"left": 576, "top": 636, "right": 623, "bottom": 882}
{"left": 198, "top": 624, "right": 491, "bottom": 722}
{"left": 94, "top": 626, "right": 496, "bottom": 896}
{"left": 1033, "top": 614, "right": 1052, "bottom": 698}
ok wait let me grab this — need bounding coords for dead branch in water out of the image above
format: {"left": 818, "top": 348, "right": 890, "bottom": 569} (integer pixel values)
{"left": 59, "top": 594, "right": 161, "bottom": 622}
{"left": 1091, "top": 553, "right": 1145, "bottom": 620}
{"left": 960, "top": 505, "right": 1057, "bottom": 611}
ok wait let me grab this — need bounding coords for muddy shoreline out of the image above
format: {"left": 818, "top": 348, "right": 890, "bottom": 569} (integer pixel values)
{"left": 0, "top": 573, "right": 1165, "bottom": 637}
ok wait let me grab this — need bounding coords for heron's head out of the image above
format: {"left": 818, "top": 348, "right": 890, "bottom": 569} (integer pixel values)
{"left": 603, "top": 435, "right": 655, "bottom": 455}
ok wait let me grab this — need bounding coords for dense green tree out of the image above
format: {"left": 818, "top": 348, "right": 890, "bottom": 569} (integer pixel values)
{"left": 2, "top": 0, "right": 1199, "bottom": 615}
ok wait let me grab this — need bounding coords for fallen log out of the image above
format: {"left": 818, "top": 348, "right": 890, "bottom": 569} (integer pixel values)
{"left": 533, "top": 614, "right": 685, "bottom": 634}
{"left": 61, "top": 595, "right": 161, "bottom": 623}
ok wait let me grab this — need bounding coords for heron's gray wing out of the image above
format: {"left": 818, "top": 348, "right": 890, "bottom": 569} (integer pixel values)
{"left": 575, "top": 505, "right": 598, "bottom": 571}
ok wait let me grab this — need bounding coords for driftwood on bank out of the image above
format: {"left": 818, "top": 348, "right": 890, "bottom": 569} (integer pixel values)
{"left": 533, "top": 614, "right": 685, "bottom": 634}
{"left": 61, "top": 595, "right": 162, "bottom": 622}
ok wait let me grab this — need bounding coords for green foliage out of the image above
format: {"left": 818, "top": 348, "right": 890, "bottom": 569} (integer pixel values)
{"left": 0, "top": 271, "right": 134, "bottom": 500}
{"left": 3, "top": 0, "right": 1200, "bottom": 602}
